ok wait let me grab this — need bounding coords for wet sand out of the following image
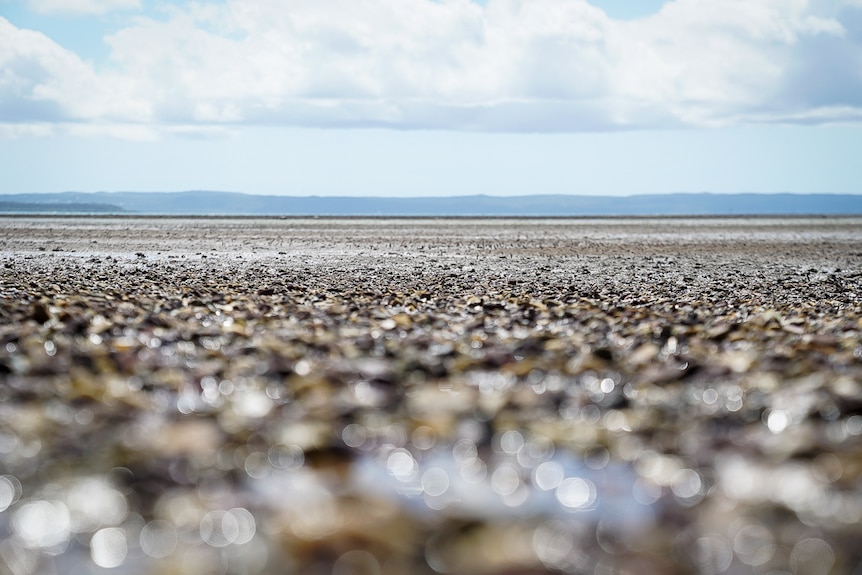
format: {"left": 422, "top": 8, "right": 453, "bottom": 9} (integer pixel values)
{"left": 1, "top": 216, "right": 862, "bottom": 575}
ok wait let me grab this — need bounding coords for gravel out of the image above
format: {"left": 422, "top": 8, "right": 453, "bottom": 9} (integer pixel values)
{"left": 1, "top": 215, "right": 861, "bottom": 575}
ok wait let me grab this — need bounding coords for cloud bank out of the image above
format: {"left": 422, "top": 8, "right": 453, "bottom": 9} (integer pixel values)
{"left": 2, "top": 0, "right": 862, "bottom": 137}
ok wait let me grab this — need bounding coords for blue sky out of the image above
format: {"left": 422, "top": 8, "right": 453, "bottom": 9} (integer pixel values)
{"left": 1, "top": 0, "right": 861, "bottom": 197}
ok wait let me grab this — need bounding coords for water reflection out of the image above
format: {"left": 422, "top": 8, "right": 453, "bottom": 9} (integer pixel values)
{"left": 90, "top": 527, "right": 127, "bottom": 568}
{"left": 12, "top": 500, "right": 71, "bottom": 551}
{"left": 353, "top": 438, "right": 657, "bottom": 531}
{"left": 2, "top": 426, "right": 857, "bottom": 575}
{"left": 139, "top": 520, "right": 177, "bottom": 558}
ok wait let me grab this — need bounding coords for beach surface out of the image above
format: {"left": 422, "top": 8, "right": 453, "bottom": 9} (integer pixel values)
{"left": 2, "top": 216, "right": 862, "bottom": 575}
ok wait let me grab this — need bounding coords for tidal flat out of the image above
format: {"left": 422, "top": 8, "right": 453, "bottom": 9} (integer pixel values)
{"left": 1, "top": 215, "right": 862, "bottom": 575}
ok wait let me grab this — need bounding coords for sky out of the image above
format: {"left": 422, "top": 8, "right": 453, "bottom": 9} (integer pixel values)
{"left": 1, "top": 0, "right": 862, "bottom": 197}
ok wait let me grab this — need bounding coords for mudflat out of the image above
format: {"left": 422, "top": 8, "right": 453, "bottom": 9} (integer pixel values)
{"left": 1, "top": 216, "right": 862, "bottom": 575}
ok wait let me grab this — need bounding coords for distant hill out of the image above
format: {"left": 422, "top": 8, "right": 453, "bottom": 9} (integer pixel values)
{"left": 0, "top": 200, "right": 125, "bottom": 214}
{"left": 2, "top": 191, "right": 861, "bottom": 216}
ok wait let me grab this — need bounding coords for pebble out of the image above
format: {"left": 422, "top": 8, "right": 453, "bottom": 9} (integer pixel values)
{"left": 1, "top": 216, "right": 861, "bottom": 575}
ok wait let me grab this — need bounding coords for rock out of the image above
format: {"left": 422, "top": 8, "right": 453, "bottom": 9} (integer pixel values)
{"left": 30, "top": 301, "right": 51, "bottom": 324}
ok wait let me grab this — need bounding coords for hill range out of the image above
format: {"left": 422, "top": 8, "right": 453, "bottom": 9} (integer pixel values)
{"left": 1, "top": 191, "right": 861, "bottom": 216}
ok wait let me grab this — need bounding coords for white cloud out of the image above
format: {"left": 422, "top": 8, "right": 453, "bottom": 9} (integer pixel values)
{"left": 2, "top": 0, "right": 862, "bottom": 137}
{"left": 0, "top": 17, "right": 151, "bottom": 125}
{"left": 0, "top": 122, "right": 55, "bottom": 138}
{"left": 27, "top": 0, "right": 140, "bottom": 16}
{"left": 0, "top": 17, "right": 98, "bottom": 122}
